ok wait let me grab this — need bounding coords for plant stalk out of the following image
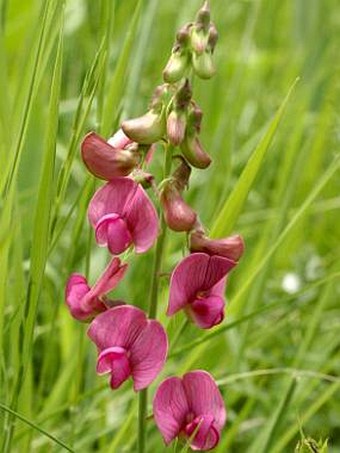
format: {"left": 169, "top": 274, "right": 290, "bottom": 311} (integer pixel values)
{"left": 137, "top": 143, "right": 173, "bottom": 453}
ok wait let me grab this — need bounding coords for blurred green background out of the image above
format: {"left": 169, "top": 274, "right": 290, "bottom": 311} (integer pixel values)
{"left": 0, "top": 0, "right": 340, "bottom": 451}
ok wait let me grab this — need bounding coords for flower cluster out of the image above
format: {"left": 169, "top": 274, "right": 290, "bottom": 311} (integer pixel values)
{"left": 64, "top": 2, "right": 244, "bottom": 450}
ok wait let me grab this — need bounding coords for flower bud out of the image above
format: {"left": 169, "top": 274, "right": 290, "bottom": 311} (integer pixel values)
{"left": 190, "top": 231, "right": 245, "bottom": 261}
{"left": 81, "top": 132, "right": 141, "bottom": 180}
{"left": 195, "top": 1, "right": 211, "bottom": 30}
{"left": 121, "top": 108, "right": 166, "bottom": 145}
{"left": 190, "top": 26, "right": 209, "bottom": 55}
{"left": 192, "top": 50, "right": 216, "bottom": 79}
{"left": 149, "top": 84, "right": 170, "bottom": 110}
{"left": 176, "top": 24, "right": 192, "bottom": 46}
{"left": 208, "top": 23, "right": 218, "bottom": 51}
{"left": 180, "top": 134, "right": 211, "bottom": 169}
{"left": 171, "top": 156, "right": 191, "bottom": 191}
{"left": 167, "top": 109, "right": 187, "bottom": 146}
{"left": 163, "top": 48, "right": 189, "bottom": 84}
{"left": 190, "top": 103, "right": 203, "bottom": 133}
{"left": 160, "top": 181, "right": 197, "bottom": 232}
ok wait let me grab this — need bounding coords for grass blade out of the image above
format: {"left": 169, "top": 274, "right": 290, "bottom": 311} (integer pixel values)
{"left": 211, "top": 78, "right": 299, "bottom": 238}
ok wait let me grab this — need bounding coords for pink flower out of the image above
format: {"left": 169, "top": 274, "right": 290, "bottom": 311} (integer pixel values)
{"left": 153, "top": 370, "right": 226, "bottom": 451}
{"left": 81, "top": 130, "right": 140, "bottom": 180}
{"left": 65, "top": 257, "right": 127, "bottom": 322}
{"left": 88, "top": 177, "right": 159, "bottom": 255}
{"left": 167, "top": 253, "right": 236, "bottom": 329}
{"left": 87, "top": 305, "right": 168, "bottom": 391}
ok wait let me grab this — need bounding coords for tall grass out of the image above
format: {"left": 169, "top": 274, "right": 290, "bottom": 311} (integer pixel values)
{"left": 0, "top": 0, "right": 339, "bottom": 451}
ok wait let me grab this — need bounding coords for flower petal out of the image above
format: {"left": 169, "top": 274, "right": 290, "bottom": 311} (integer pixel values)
{"left": 124, "top": 184, "right": 159, "bottom": 253}
{"left": 167, "top": 253, "right": 210, "bottom": 316}
{"left": 129, "top": 320, "right": 168, "bottom": 391}
{"left": 96, "top": 346, "right": 131, "bottom": 389}
{"left": 201, "top": 255, "right": 236, "bottom": 291}
{"left": 95, "top": 215, "right": 132, "bottom": 255}
{"left": 96, "top": 346, "right": 128, "bottom": 374}
{"left": 183, "top": 370, "right": 226, "bottom": 434}
{"left": 190, "top": 232, "right": 245, "bottom": 262}
{"left": 65, "top": 273, "right": 106, "bottom": 322}
{"left": 84, "top": 257, "right": 127, "bottom": 301}
{"left": 107, "top": 128, "right": 133, "bottom": 149}
{"left": 87, "top": 305, "right": 147, "bottom": 352}
{"left": 81, "top": 132, "right": 136, "bottom": 180}
{"left": 188, "top": 295, "right": 225, "bottom": 329}
{"left": 88, "top": 178, "right": 136, "bottom": 229}
{"left": 185, "top": 414, "right": 219, "bottom": 451}
{"left": 153, "top": 377, "right": 190, "bottom": 445}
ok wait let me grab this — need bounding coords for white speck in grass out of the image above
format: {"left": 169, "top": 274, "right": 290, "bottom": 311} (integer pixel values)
{"left": 65, "top": 0, "right": 86, "bottom": 35}
{"left": 282, "top": 273, "right": 301, "bottom": 294}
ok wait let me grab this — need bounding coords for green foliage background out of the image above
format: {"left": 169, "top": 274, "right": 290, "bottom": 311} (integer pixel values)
{"left": 0, "top": 0, "right": 339, "bottom": 451}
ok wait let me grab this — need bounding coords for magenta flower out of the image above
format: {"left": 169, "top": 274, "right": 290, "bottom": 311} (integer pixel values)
{"left": 167, "top": 252, "right": 236, "bottom": 329}
{"left": 87, "top": 305, "right": 168, "bottom": 390}
{"left": 153, "top": 370, "right": 226, "bottom": 451}
{"left": 65, "top": 257, "right": 127, "bottom": 322}
{"left": 88, "top": 177, "right": 159, "bottom": 255}
{"left": 81, "top": 130, "right": 140, "bottom": 180}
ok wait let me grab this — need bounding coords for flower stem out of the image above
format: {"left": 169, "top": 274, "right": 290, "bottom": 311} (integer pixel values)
{"left": 137, "top": 143, "right": 173, "bottom": 453}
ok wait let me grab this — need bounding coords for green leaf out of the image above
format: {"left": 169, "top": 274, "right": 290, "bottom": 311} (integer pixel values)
{"left": 210, "top": 78, "right": 299, "bottom": 238}
{"left": 101, "top": 0, "right": 143, "bottom": 136}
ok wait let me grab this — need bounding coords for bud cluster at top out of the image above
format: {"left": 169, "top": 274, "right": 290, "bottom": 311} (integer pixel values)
{"left": 163, "top": 0, "right": 218, "bottom": 82}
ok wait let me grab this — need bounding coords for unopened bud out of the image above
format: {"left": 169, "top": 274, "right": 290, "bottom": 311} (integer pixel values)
{"left": 160, "top": 181, "right": 197, "bottom": 232}
{"left": 189, "top": 103, "right": 203, "bottom": 133}
{"left": 172, "top": 156, "right": 191, "bottom": 191}
{"left": 196, "top": 1, "right": 210, "bottom": 30}
{"left": 190, "top": 26, "right": 209, "bottom": 54}
{"left": 180, "top": 134, "right": 211, "bottom": 169}
{"left": 163, "top": 48, "right": 189, "bottom": 84}
{"left": 174, "top": 78, "right": 192, "bottom": 107}
{"left": 81, "top": 132, "right": 140, "bottom": 180}
{"left": 192, "top": 50, "right": 216, "bottom": 79}
{"left": 121, "top": 108, "right": 166, "bottom": 145}
{"left": 150, "top": 84, "right": 170, "bottom": 110}
{"left": 167, "top": 110, "right": 187, "bottom": 146}
{"left": 176, "top": 24, "right": 191, "bottom": 46}
{"left": 190, "top": 232, "right": 245, "bottom": 261}
{"left": 208, "top": 23, "right": 218, "bottom": 51}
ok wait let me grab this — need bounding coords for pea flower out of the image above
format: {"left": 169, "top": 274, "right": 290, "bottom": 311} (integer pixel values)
{"left": 153, "top": 370, "right": 226, "bottom": 451}
{"left": 88, "top": 177, "right": 159, "bottom": 255}
{"left": 65, "top": 257, "right": 127, "bottom": 322}
{"left": 167, "top": 252, "right": 236, "bottom": 329}
{"left": 88, "top": 305, "right": 168, "bottom": 390}
{"left": 81, "top": 130, "right": 140, "bottom": 180}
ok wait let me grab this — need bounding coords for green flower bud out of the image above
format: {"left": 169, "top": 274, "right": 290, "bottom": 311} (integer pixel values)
{"left": 176, "top": 24, "right": 192, "bottom": 46}
{"left": 195, "top": 1, "right": 210, "bottom": 31}
{"left": 163, "top": 48, "right": 189, "bottom": 84}
{"left": 192, "top": 50, "right": 216, "bottom": 79}
{"left": 190, "top": 26, "right": 209, "bottom": 55}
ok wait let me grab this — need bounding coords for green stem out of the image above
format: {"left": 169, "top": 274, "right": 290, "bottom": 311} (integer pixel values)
{"left": 137, "top": 143, "right": 173, "bottom": 453}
